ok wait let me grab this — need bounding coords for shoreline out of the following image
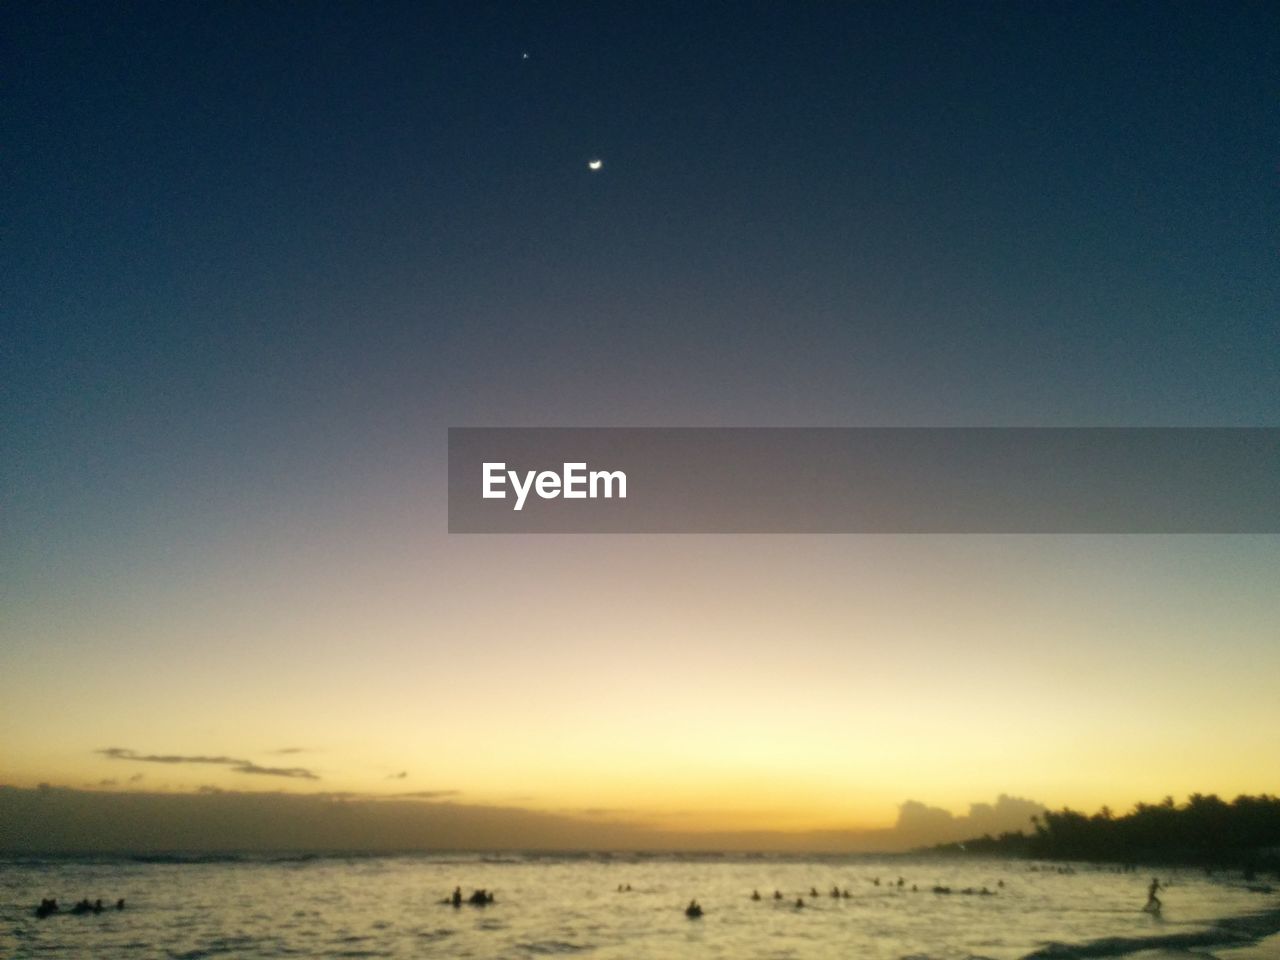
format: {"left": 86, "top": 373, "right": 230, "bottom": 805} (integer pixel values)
{"left": 1021, "top": 906, "right": 1280, "bottom": 959}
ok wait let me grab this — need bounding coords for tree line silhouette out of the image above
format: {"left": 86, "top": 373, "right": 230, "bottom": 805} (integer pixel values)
{"left": 930, "top": 794, "right": 1280, "bottom": 872}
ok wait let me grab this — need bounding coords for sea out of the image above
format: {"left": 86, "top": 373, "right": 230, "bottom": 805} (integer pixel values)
{"left": 3, "top": 853, "right": 1277, "bottom": 959}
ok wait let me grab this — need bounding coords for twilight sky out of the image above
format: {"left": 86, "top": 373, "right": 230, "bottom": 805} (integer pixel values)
{"left": 2, "top": 2, "right": 1277, "bottom": 849}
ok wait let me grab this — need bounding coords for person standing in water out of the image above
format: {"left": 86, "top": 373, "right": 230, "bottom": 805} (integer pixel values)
{"left": 1145, "top": 877, "right": 1162, "bottom": 912}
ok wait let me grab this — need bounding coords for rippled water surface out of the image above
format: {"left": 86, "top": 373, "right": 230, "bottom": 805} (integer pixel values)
{"left": 2, "top": 854, "right": 1276, "bottom": 959}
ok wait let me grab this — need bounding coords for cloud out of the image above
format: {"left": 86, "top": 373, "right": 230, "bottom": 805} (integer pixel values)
{"left": 236, "top": 763, "right": 320, "bottom": 780}
{"left": 387, "top": 771, "right": 408, "bottom": 780}
{"left": 895, "top": 800, "right": 957, "bottom": 836}
{"left": 0, "top": 784, "right": 650, "bottom": 854}
{"left": 101, "top": 748, "right": 240, "bottom": 766}
{"left": 0, "top": 785, "right": 1048, "bottom": 855}
{"left": 99, "top": 748, "right": 319, "bottom": 781}
{"left": 272, "top": 747, "right": 308, "bottom": 755}
{"left": 571, "top": 807, "right": 628, "bottom": 818}
{"left": 891, "top": 794, "right": 1045, "bottom": 845}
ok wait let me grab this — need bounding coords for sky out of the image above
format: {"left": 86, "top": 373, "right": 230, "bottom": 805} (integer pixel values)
{"left": 1, "top": 2, "right": 1278, "bottom": 851}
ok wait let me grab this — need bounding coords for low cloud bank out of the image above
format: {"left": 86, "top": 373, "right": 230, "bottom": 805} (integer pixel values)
{"left": 0, "top": 785, "right": 1043, "bottom": 855}
{"left": 890, "top": 794, "right": 1046, "bottom": 847}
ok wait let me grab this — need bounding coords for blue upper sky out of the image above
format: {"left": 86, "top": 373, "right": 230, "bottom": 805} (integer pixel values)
{"left": 3, "top": 2, "right": 1278, "bottom": 547}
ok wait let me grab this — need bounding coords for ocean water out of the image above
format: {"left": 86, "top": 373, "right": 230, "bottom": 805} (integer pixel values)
{"left": 2, "top": 853, "right": 1276, "bottom": 959}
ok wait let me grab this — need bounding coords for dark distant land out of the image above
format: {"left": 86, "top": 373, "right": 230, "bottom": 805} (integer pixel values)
{"left": 928, "top": 793, "right": 1280, "bottom": 874}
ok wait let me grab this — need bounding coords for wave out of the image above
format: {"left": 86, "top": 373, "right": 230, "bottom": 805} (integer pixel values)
{"left": 131, "top": 852, "right": 335, "bottom": 865}
{"left": 130, "top": 853, "right": 248, "bottom": 865}
{"left": 1021, "top": 906, "right": 1280, "bottom": 959}
{"left": 0, "top": 850, "right": 399, "bottom": 867}
{"left": 515, "top": 941, "right": 592, "bottom": 955}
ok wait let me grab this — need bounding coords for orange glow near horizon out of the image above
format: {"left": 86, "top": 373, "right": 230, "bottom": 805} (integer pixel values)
{"left": 4, "top": 529, "right": 1278, "bottom": 847}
